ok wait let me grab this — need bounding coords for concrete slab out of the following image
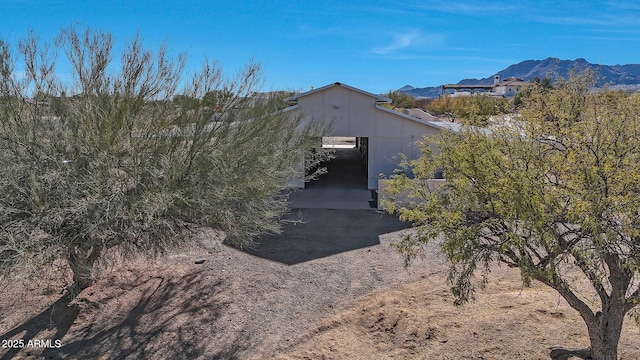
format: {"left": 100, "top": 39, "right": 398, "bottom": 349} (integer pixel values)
{"left": 287, "top": 188, "right": 374, "bottom": 210}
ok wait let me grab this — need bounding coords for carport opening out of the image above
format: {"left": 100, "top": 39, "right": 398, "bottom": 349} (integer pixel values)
{"left": 322, "top": 136, "right": 356, "bottom": 148}
{"left": 307, "top": 137, "right": 368, "bottom": 190}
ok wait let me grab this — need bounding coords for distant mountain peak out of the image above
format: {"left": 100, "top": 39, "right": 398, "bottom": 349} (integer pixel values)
{"left": 401, "top": 58, "right": 640, "bottom": 98}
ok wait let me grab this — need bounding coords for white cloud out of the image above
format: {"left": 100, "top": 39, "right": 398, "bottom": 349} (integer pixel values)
{"left": 372, "top": 30, "right": 443, "bottom": 55}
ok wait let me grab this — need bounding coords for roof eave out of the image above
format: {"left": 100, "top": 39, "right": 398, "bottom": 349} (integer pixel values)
{"left": 375, "top": 105, "right": 444, "bottom": 130}
{"left": 288, "top": 82, "right": 392, "bottom": 103}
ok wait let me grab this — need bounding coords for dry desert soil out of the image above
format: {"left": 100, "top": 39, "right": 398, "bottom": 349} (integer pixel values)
{"left": 2, "top": 209, "right": 640, "bottom": 359}
{"left": 0, "top": 139, "right": 640, "bottom": 360}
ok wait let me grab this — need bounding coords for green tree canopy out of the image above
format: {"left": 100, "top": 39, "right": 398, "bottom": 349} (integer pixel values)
{"left": 382, "top": 90, "right": 416, "bottom": 109}
{"left": 0, "top": 27, "right": 330, "bottom": 291}
{"left": 512, "top": 76, "right": 554, "bottom": 107}
{"left": 426, "top": 95, "right": 510, "bottom": 126}
{"left": 383, "top": 72, "right": 640, "bottom": 360}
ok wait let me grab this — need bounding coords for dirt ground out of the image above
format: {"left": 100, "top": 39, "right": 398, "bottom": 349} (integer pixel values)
{"left": 1, "top": 209, "right": 640, "bottom": 359}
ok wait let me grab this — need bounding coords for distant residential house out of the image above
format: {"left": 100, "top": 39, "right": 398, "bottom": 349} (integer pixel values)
{"left": 492, "top": 76, "right": 526, "bottom": 97}
{"left": 284, "top": 82, "right": 458, "bottom": 189}
{"left": 442, "top": 75, "right": 526, "bottom": 98}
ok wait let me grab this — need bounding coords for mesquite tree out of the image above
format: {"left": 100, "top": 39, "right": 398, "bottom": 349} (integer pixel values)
{"left": 0, "top": 27, "right": 330, "bottom": 290}
{"left": 383, "top": 72, "right": 640, "bottom": 360}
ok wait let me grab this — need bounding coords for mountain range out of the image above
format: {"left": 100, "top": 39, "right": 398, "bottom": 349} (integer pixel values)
{"left": 401, "top": 57, "right": 640, "bottom": 98}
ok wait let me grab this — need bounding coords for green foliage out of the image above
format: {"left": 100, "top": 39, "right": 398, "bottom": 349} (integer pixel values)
{"left": 382, "top": 90, "right": 416, "bottom": 109}
{"left": 0, "top": 27, "right": 331, "bottom": 289}
{"left": 414, "top": 98, "right": 431, "bottom": 111}
{"left": 426, "top": 95, "right": 510, "bottom": 125}
{"left": 384, "top": 70, "right": 640, "bottom": 359}
{"left": 512, "top": 76, "right": 554, "bottom": 108}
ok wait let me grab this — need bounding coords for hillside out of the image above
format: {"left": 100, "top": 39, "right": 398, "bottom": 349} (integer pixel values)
{"left": 404, "top": 57, "right": 640, "bottom": 98}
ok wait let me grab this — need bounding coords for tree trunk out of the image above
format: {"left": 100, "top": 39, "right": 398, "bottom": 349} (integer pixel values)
{"left": 584, "top": 300, "right": 626, "bottom": 360}
{"left": 546, "top": 274, "right": 628, "bottom": 360}
{"left": 68, "top": 250, "right": 99, "bottom": 290}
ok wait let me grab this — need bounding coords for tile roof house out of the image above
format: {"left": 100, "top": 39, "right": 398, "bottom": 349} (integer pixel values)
{"left": 492, "top": 76, "right": 526, "bottom": 97}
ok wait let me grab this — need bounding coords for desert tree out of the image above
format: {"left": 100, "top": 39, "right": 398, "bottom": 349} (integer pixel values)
{"left": 0, "top": 27, "right": 331, "bottom": 291}
{"left": 513, "top": 76, "right": 554, "bottom": 108}
{"left": 381, "top": 90, "right": 416, "bottom": 110}
{"left": 382, "top": 71, "right": 640, "bottom": 360}
{"left": 426, "top": 95, "right": 510, "bottom": 126}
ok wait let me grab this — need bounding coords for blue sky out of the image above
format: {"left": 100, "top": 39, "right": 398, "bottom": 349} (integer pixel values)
{"left": 2, "top": 0, "right": 640, "bottom": 93}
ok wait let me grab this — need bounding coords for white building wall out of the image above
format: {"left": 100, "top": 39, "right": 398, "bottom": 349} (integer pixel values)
{"left": 296, "top": 85, "right": 375, "bottom": 137}
{"left": 290, "top": 83, "right": 441, "bottom": 189}
{"left": 368, "top": 108, "right": 440, "bottom": 188}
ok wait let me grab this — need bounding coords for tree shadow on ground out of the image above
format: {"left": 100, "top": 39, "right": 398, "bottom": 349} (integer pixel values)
{"left": 550, "top": 347, "right": 592, "bottom": 359}
{"left": 0, "top": 290, "right": 79, "bottom": 360}
{"left": 243, "top": 209, "right": 410, "bottom": 265}
{"left": 2, "top": 269, "right": 246, "bottom": 359}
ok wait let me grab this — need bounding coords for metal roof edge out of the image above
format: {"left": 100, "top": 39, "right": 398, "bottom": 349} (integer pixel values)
{"left": 286, "top": 82, "right": 392, "bottom": 103}
{"left": 373, "top": 107, "right": 491, "bottom": 136}
{"left": 374, "top": 105, "right": 447, "bottom": 130}
{"left": 282, "top": 104, "right": 299, "bottom": 112}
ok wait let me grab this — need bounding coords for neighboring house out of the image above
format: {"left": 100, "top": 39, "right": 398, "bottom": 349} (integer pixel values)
{"left": 492, "top": 76, "right": 526, "bottom": 97}
{"left": 284, "top": 82, "right": 458, "bottom": 189}
{"left": 442, "top": 75, "right": 526, "bottom": 98}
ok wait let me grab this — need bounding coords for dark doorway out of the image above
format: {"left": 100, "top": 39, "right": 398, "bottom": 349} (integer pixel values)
{"left": 288, "top": 137, "right": 373, "bottom": 209}
{"left": 307, "top": 136, "right": 368, "bottom": 190}
{"left": 306, "top": 146, "right": 367, "bottom": 190}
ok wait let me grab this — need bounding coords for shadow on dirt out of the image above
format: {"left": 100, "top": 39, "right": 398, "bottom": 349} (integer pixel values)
{"left": 1, "top": 269, "right": 245, "bottom": 360}
{"left": 0, "top": 291, "right": 79, "bottom": 360}
{"left": 550, "top": 347, "right": 592, "bottom": 359}
{"left": 244, "top": 208, "right": 410, "bottom": 265}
